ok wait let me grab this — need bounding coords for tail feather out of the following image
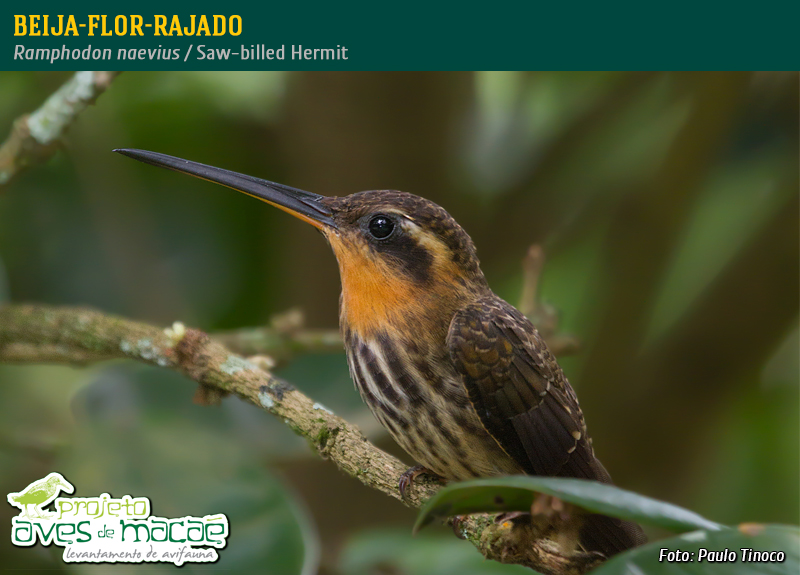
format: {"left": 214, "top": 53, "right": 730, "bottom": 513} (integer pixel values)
{"left": 579, "top": 513, "right": 647, "bottom": 557}
{"left": 569, "top": 454, "right": 647, "bottom": 556}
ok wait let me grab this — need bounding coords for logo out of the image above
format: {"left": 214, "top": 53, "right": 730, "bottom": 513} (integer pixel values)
{"left": 7, "top": 472, "right": 229, "bottom": 565}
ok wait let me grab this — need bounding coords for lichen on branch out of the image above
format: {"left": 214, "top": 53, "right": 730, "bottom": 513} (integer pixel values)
{"left": 0, "top": 71, "right": 120, "bottom": 186}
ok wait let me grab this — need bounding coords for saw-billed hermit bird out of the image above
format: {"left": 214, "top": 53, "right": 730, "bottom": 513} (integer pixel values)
{"left": 116, "top": 148, "right": 646, "bottom": 557}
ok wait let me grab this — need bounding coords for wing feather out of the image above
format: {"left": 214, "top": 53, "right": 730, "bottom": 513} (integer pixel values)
{"left": 448, "top": 297, "right": 593, "bottom": 479}
{"left": 448, "top": 296, "right": 647, "bottom": 556}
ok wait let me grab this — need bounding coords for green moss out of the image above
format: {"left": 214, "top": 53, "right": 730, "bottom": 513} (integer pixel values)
{"left": 316, "top": 426, "right": 332, "bottom": 449}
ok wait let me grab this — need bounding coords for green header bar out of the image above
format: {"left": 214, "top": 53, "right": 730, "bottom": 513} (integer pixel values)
{"left": 2, "top": 1, "right": 798, "bottom": 70}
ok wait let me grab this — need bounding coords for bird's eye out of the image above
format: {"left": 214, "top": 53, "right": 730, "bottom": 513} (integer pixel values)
{"left": 367, "top": 215, "right": 395, "bottom": 239}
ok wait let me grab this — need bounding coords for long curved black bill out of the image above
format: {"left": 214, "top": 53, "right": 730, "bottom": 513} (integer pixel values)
{"left": 114, "top": 148, "right": 335, "bottom": 230}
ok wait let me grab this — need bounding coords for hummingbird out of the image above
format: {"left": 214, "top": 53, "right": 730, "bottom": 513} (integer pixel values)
{"left": 115, "top": 148, "right": 646, "bottom": 557}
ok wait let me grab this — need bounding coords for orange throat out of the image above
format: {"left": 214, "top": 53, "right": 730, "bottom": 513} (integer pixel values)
{"left": 326, "top": 230, "right": 473, "bottom": 341}
{"left": 339, "top": 257, "right": 420, "bottom": 337}
{"left": 328, "top": 234, "right": 420, "bottom": 338}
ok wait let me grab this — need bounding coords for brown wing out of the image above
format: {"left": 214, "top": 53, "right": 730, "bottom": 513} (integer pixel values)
{"left": 448, "top": 296, "right": 604, "bottom": 481}
{"left": 448, "top": 296, "right": 647, "bottom": 556}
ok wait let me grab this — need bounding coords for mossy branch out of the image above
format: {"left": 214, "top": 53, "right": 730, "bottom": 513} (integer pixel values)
{"left": 213, "top": 308, "right": 343, "bottom": 367}
{"left": 0, "top": 71, "right": 120, "bottom": 187}
{"left": 0, "top": 303, "right": 592, "bottom": 575}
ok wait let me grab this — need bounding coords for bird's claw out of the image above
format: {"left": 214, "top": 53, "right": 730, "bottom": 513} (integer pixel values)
{"left": 398, "top": 465, "right": 441, "bottom": 499}
{"left": 531, "top": 493, "right": 572, "bottom": 523}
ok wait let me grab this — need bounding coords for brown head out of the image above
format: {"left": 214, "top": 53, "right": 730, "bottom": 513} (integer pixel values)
{"left": 115, "top": 150, "right": 489, "bottom": 339}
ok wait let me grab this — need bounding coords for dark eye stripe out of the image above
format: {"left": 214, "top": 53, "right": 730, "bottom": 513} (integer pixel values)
{"left": 361, "top": 213, "right": 434, "bottom": 284}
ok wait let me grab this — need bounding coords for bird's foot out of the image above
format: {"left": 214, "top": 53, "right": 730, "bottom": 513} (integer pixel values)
{"left": 529, "top": 493, "right": 587, "bottom": 554}
{"left": 531, "top": 493, "right": 572, "bottom": 523}
{"left": 398, "top": 465, "right": 443, "bottom": 499}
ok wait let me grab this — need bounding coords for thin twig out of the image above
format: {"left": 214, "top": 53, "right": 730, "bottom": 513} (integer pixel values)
{"left": 0, "top": 71, "right": 120, "bottom": 187}
{"left": 519, "top": 245, "right": 545, "bottom": 318}
{"left": 519, "top": 244, "right": 580, "bottom": 355}
{"left": 0, "top": 303, "right": 595, "bottom": 575}
{"left": 213, "top": 308, "right": 342, "bottom": 367}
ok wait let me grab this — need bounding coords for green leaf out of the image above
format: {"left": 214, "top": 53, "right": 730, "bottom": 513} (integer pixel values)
{"left": 414, "top": 476, "right": 722, "bottom": 534}
{"left": 340, "top": 528, "right": 533, "bottom": 575}
{"left": 592, "top": 524, "right": 799, "bottom": 575}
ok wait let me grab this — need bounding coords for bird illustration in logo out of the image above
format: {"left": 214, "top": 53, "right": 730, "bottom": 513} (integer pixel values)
{"left": 7, "top": 473, "right": 74, "bottom": 519}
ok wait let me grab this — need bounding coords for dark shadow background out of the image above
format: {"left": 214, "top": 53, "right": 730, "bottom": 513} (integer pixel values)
{"left": 0, "top": 71, "right": 797, "bottom": 575}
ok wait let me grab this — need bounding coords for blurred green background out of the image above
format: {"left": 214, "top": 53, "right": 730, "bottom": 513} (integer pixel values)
{"left": 0, "top": 71, "right": 797, "bottom": 574}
